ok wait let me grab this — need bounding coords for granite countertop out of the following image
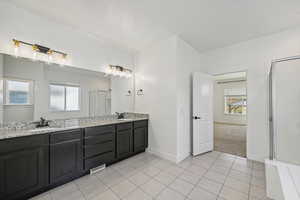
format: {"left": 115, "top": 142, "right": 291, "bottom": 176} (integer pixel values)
{"left": 0, "top": 114, "right": 148, "bottom": 140}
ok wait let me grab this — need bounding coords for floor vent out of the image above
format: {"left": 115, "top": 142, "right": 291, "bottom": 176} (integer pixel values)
{"left": 90, "top": 164, "right": 106, "bottom": 174}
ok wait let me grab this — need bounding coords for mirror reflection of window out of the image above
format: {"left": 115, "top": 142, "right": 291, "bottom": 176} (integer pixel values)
{"left": 49, "top": 85, "right": 65, "bottom": 111}
{"left": 5, "top": 79, "right": 33, "bottom": 105}
{"left": 49, "top": 84, "right": 80, "bottom": 112}
{"left": 66, "top": 86, "right": 80, "bottom": 111}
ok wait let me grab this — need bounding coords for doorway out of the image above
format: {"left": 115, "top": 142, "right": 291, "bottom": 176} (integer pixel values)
{"left": 213, "top": 71, "right": 247, "bottom": 157}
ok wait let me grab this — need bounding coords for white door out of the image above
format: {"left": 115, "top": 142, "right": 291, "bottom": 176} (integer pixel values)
{"left": 192, "top": 72, "right": 214, "bottom": 156}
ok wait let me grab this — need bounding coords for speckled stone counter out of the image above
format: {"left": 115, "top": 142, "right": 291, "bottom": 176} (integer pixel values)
{"left": 0, "top": 113, "right": 148, "bottom": 140}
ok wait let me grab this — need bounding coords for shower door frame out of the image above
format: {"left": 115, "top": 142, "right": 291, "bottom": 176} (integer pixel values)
{"left": 269, "top": 55, "right": 300, "bottom": 160}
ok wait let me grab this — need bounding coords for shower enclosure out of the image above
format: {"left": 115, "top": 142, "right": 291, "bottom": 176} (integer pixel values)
{"left": 269, "top": 56, "right": 300, "bottom": 165}
{"left": 267, "top": 55, "right": 300, "bottom": 200}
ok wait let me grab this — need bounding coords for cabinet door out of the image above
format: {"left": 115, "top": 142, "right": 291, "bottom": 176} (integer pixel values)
{"left": 117, "top": 129, "right": 133, "bottom": 159}
{"left": 50, "top": 138, "right": 82, "bottom": 184}
{"left": 133, "top": 127, "right": 148, "bottom": 152}
{"left": 0, "top": 146, "right": 48, "bottom": 200}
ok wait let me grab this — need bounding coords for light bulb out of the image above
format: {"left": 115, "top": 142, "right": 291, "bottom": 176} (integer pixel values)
{"left": 32, "top": 51, "right": 37, "bottom": 61}
{"left": 60, "top": 54, "right": 67, "bottom": 67}
{"left": 47, "top": 55, "right": 52, "bottom": 64}
{"left": 106, "top": 66, "right": 112, "bottom": 75}
{"left": 104, "top": 66, "right": 111, "bottom": 76}
{"left": 14, "top": 46, "right": 19, "bottom": 57}
{"left": 125, "top": 70, "right": 132, "bottom": 78}
{"left": 13, "top": 39, "right": 20, "bottom": 57}
{"left": 111, "top": 67, "right": 117, "bottom": 76}
{"left": 47, "top": 50, "right": 53, "bottom": 64}
{"left": 117, "top": 70, "right": 122, "bottom": 77}
{"left": 31, "top": 45, "right": 38, "bottom": 61}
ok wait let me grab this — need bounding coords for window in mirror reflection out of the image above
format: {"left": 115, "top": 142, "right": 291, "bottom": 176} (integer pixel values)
{"left": 6, "top": 79, "right": 32, "bottom": 105}
{"left": 50, "top": 84, "right": 80, "bottom": 111}
{"left": 66, "top": 86, "right": 79, "bottom": 111}
{"left": 50, "top": 85, "right": 65, "bottom": 111}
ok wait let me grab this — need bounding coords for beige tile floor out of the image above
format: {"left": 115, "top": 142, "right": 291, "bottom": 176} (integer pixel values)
{"left": 214, "top": 139, "right": 246, "bottom": 157}
{"left": 31, "top": 151, "right": 271, "bottom": 200}
{"left": 214, "top": 123, "right": 247, "bottom": 157}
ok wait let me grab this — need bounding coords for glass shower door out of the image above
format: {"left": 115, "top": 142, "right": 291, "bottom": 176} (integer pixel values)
{"left": 272, "top": 58, "right": 300, "bottom": 165}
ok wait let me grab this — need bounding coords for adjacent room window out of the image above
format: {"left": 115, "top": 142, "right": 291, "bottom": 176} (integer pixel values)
{"left": 224, "top": 88, "right": 247, "bottom": 115}
{"left": 49, "top": 84, "right": 80, "bottom": 111}
{"left": 5, "top": 79, "right": 32, "bottom": 105}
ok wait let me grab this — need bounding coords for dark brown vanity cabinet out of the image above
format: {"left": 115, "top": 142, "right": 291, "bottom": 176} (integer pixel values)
{"left": 0, "top": 135, "right": 49, "bottom": 200}
{"left": 50, "top": 129, "right": 83, "bottom": 185}
{"left": 84, "top": 125, "right": 116, "bottom": 170}
{"left": 116, "top": 123, "right": 133, "bottom": 159}
{"left": 133, "top": 120, "right": 148, "bottom": 153}
{"left": 0, "top": 119, "right": 148, "bottom": 200}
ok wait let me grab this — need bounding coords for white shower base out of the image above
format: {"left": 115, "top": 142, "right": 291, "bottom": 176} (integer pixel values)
{"left": 265, "top": 159, "right": 300, "bottom": 200}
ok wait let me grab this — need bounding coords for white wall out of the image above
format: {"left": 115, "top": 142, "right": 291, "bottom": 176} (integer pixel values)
{"left": 214, "top": 81, "right": 247, "bottom": 125}
{"left": 176, "top": 38, "right": 208, "bottom": 162}
{"left": 3, "top": 55, "right": 110, "bottom": 121}
{"left": 0, "top": 55, "right": 4, "bottom": 123}
{"left": 135, "top": 36, "right": 178, "bottom": 162}
{"left": 135, "top": 36, "right": 208, "bottom": 162}
{"left": 0, "top": 1, "right": 134, "bottom": 72}
{"left": 111, "top": 77, "right": 134, "bottom": 113}
{"left": 136, "top": 26, "right": 300, "bottom": 163}
{"left": 202, "top": 26, "right": 300, "bottom": 162}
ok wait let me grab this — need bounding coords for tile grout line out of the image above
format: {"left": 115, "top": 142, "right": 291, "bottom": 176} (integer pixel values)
{"left": 214, "top": 152, "right": 231, "bottom": 200}
{"left": 32, "top": 152, "right": 266, "bottom": 200}
{"left": 248, "top": 159, "right": 255, "bottom": 200}
{"left": 152, "top": 165, "right": 185, "bottom": 199}
{"left": 185, "top": 152, "right": 222, "bottom": 200}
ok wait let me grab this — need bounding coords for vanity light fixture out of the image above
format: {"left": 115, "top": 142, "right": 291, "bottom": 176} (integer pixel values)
{"left": 105, "top": 65, "right": 132, "bottom": 78}
{"left": 12, "top": 39, "right": 67, "bottom": 65}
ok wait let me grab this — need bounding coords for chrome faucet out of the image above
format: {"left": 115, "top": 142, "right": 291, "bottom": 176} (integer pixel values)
{"left": 115, "top": 112, "right": 125, "bottom": 119}
{"left": 35, "top": 117, "right": 50, "bottom": 128}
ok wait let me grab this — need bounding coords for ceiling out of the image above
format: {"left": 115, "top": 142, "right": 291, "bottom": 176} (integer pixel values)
{"left": 6, "top": 0, "right": 300, "bottom": 52}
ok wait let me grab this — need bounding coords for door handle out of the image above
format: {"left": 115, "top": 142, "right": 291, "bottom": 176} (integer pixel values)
{"left": 193, "top": 116, "right": 201, "bottom": 120}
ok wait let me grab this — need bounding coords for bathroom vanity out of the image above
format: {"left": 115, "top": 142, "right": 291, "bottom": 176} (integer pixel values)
{"left": 0, "top": 118, "right": 148, "bottom": 200}
{"left": 0, "top": 52, "right": 142, "bottom": 200}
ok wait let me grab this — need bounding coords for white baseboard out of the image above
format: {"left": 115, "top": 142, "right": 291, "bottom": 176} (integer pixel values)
{"left": 176, "top": 151, "right": 191, "bottom": 163}
{"left": 146, "top": 148, "right": 177, "bottom": 163}
{"left": 247, "top": 153, "right": 265, "bottom": 163}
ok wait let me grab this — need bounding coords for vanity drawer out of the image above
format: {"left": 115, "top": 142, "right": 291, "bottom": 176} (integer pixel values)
{"left": 84, "top": 132, "right": 114, "bottom": 145}
{"left": 133, "top": 120, "right": 148, "bottom": 128}
{"left": 117, "top": 123, "right": 132, "bottom": 131}
{"left": 50, "top": 129, "right": 82, "bottom": 144}
{"left": 0, "top": 135, "right": 48, "bottom": 153}
{"left": 84, "top": 141, "right": 114, "bottom": 158}
{"left": 85, "top": 125, "right": 115, "bottom": 137}
{"left": 84, "top": 151, "right": 115, "bottom": 170}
